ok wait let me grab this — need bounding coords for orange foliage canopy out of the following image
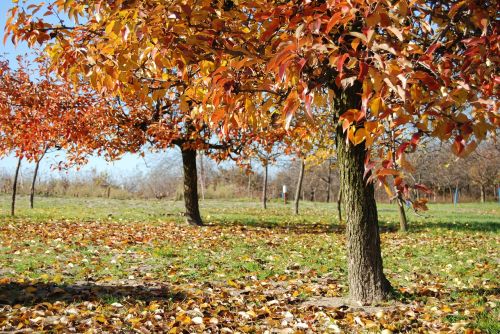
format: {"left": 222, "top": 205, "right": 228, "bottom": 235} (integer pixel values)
{"left": 4, "top": 0, "right": 499, "bottom": 188}
{"left": 0, "top": 55, "right": 109, "bottom": 164}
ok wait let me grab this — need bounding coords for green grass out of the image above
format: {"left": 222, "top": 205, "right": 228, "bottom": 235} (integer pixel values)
{"left": 2, "top": 194, "right": 499, "bottom": 229}
{"left": 0, "top": 195, "right": 498, "bottom": 332}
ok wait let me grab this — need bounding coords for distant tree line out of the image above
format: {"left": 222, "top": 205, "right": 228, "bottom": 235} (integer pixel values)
{"left": 1, "top": 142, "right": 498, "bottom": 204}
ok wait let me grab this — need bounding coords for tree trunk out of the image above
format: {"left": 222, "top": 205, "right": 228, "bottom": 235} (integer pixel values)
{"left": 416, "top": 174, "right": 421, "bottom": 201}
{"left": 397, "top": 195, "right": 408, "bottom": 232}
{"left": 181, "top": 147, "right": 203, "bottom": 226}
{"left": 337, "top": 187, "right": 342, "bottom": 223}
{"left": 262, "top": 162, "right": 268, "bottom": 209}
{"left": 294, "top": 160, "right": 305, "bottom": 215}
{"left": 198, "top": 152, "right": 205, "bottom": 201}
{"left": 30, "top": 148, "right": 48, "bottom": 209}
{"left": 11, "top": 157, "right": 22, "bottom": 216}
{"left": 326, "top": 160, "right": 332, "bottom": 203}
{"left": 247, "top": 174, "right": 252, "bottom": 199}
{"left": 480, "top": 184, "right": 486, "bottom": 203}
{"left": 334, "top": 84, "right": 391, "bottom": 304}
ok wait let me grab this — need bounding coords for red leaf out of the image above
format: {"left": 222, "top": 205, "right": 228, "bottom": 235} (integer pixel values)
{"left": 453, "top": 135, "right": 465, "bottom": 155}
{"left": 358, "top": 62, "right": 368, "bottom": 81}
{"left": 297, "top": 58, "right": 307, "bottom": 72}
{"left": 410, "top": 132, "right": 421, "bottom": 147}
{"left": 325, "top": 12, "right": 343, "bottom": 34}
{"left": 337, "top": 53, "right": 349, "bottom": 73}
{"left": 414, "top": 184, "right": 433, "bottom": 194}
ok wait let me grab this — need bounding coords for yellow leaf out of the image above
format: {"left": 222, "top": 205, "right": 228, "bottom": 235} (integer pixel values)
{"left": 353, "top": 128, "right": 367, "bottom": 145}
{"left": 370, "top": 97, "right": 383, "bottom": 116}
{"left": 383, "top": 183, "right": 394, "bottom": 198}
{"left": 103, "top": 75, "right": 115, "bottom": 91}
{"left": 95, "top": 315, "right": 107, "bottom": 324}
{"left": 105, "top": 20, "right": 115, "bottom": 36}
{"left": 227, "top": 280, "right": 239, "bottom": 288}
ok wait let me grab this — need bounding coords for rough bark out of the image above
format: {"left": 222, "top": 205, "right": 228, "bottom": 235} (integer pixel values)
{"left": 326, "top": 160, "right": 332, "bottom": 203}
{"left": 262, "top": 162, "right": 268, "bottom": 209}
{"left": 397, "top": 195, "right": 408, "bottom": 232}
{"left": 181, "top": 147, "right": 203, "bottom": 226}
{"left": 334, "top": 84, "right": 391, "bottom": 304}
{"left": 11, "top": 157, "right": 22, "bottom": 216}
{"left": 198, "top": 152, "right": 205, "bottom": 201}
{"left": 30, "top": 148, "right": 47, "bottom": 209}
{"left": 337, "top": 187, "right": 342, "bottom": 223}
{"left": 294, "top": 160, "right": 305, "bottom": 215}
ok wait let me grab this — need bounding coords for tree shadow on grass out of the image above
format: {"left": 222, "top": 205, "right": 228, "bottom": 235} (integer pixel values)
{"left": 394, "top": 286, "right": 500, "bottom": 303}
{"left": 206, "top": 219, "right": 401, "bottom": 235}
{"left": 206, "top": 219, "right": 344, "bottom": 234}
{"left": 409, "top": 221, "right": 499, "bottom": 233}
{"left": 0, "top": 281, "right": 185, "bottom": 306}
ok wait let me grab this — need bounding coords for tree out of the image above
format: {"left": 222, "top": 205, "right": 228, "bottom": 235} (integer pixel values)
{"left": 0, "top": 55, "right": 101, "bottom": 214}
{"left": 10, "top": 157, "right": 22, "bottom": 216}
{"left": 249, "top": 146, "right": 282, "bottom": 209}
{"left": 7, "top": 0, "right": 498, "bottom": 304}
{"left": 467, "top": 143, "right": 500, "bottom": 203}
{"left": 293, "top": 159, "right": 305, "bottom": 215}
{"left": 5, "top": 4, "right": 290, "bottom": 226}
{"left": 29, "top": 146, "right": 48, "bottom": 208}
{"left": 204, "top": 0, "right": 498, "bottom": 302}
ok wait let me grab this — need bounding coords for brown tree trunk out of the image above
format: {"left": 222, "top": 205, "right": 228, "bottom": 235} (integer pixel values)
{"left": 247, "top": 174, "right": 252, "bottom": 199}
{"left": 335, "top": 84, "right": 391, "bottom": 304}
{"left": 294, "top": 159, "right": 305, "bottom": 215}
{"left": 326, "top": 160, "right": 332, "bottom": 203}
{"left": 337, "top": 187, "right": 342, "bottom": 223}
{"left": 198, "top": 152, "right": 205, "bottom": 201}
{"left": 30, "top": 148, "right": 48, "bottom": 209}
{"left": 262, "top": 162, "right": 268, "bottom": 209}
{"left": 397, "top": 195, "right": 408, "bottom": 232}
{"left": 416, "top": 174, "right": 422, "bottom": 200}
{"left": 11, "top": 157, "right": 22, "bottom": 216}
{"left": 480, "top": 184, "right": 486, "bottom": 203}
{"left": 181, "top": 147, "right": 203, "bottom": 226}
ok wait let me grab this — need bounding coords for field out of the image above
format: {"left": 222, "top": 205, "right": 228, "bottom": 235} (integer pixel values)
{"left": 0, "top": 196, "right": 498, "bottom": 333}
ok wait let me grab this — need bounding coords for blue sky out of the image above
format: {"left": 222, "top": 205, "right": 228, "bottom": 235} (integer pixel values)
{"left": 0, "top": 1, "right": 175, "bottom": 179}
{"left": 1, "top": 1, "right": 29, "bottom": 64}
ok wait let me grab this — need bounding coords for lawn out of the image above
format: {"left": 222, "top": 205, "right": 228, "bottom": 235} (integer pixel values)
{"left": 0, "top": 196, "right": 498, "bottom": 333}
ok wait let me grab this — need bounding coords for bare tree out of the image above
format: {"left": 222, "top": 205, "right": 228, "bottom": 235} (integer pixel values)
{"left": 11, "top": 157, "right": 22, "bottom": 216}
{"left": 30, "top": 147, "right": 49, "bottom": 209}
{"left": 293, "top": 159, "right": 305, "bottom": 215}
